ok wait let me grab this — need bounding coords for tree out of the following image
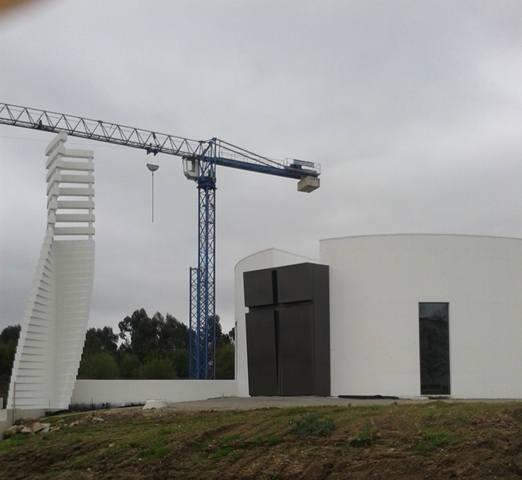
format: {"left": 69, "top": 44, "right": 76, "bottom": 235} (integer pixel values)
{"left": 78, "top": 352, "right": 119, "bottom": 379}
{"left": 157, "top": 313, "right": 188, "bottom": 356}
{"left": 214, "top": 316, "right": 232, "bottom": 347}
{"left": 118, "top": 353, "right": 141, "bottom": 379}
{"left": 171, "top": 349, "right": 189, "bottom": 378}
{"left": 0, "top": 342, "right": 17, "bottom": 377}
{"left": 215, "top": 343, "right": 234, "bottom": 379}
{"left": 118, "top": 309, "right": 159, "bottom": 363}
{"left": 118, "top": 309, "right": 188, "bottom": 363}
{"left": 83, "top": 327, "right": 118, "bottom": 356}
{"left": 0, "top": 325, "right": 20, "bottom": 376}
{"left": 141, "top": 358, "right": 177, "bottom": 379}
{"left": 214, "top": 317, "right": 235, "bottom": 379}
{"left": 0, "top": 324, "right": 20, "bottom": 405}
{"left": 0, "top": 324, "right": 21, "bottom": 344}
{"left": 79, "top": 326, "right": 119, "bottom": 379}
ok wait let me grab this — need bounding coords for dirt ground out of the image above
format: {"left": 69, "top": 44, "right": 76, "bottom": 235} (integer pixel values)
{"left": 1, "top": 398, "right": 522, "bottom": 479}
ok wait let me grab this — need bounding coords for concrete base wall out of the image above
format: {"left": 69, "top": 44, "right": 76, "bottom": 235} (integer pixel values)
{"left": 0, "top": 408, "right": 48, "bottom": 439}
{"left": 0, "top": 410, "right": 7, "bottom": 439}
{"left": 71, "top": 379, "right": 239, "bottom": 408}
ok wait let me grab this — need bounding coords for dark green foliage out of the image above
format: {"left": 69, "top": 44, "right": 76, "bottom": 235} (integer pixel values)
{"left": 79, "top": 326, "right": 120, "bottom": 379}
{"left": 141, "top": 358, "right": 177, "bottom": 379}
{"left": 289, "top": 412, "right": 335, "bottom": 438}
{"left": 76, "top": 309, "right": 191, "bottom": 379}
{"left": 118, "top": 309, "right": 188, "bottom": 363}
{"left": 171, "top": 349, "right": 189, "bottom": 379}
{"left": 214, "top": 316, "right": 232, "bottom": 347}
{"left": 0, "top": 324, "right": 20, "bottom": 405}
{"left": 0, "top": 324, "right": 21, "bottom": 344}
{"left": 118, "top": 353, "right": 142, "bottom": 379}
{"left": 215, "top": 343, "right": 234, "bottom": 379}
{"left": 83, "top": 326, "right": 118, "bottom": 356}
{"left": 78, "top": 352, "right": 119, "bottom": 379}
{"left": 2, "top": 308, "right": 232, "bottom": 383}
{"left": 0, "top": 341, "right": 17, "bottom": 377}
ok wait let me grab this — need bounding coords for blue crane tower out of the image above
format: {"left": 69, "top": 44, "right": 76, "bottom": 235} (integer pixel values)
{"left": 0, "top": 103, "right": 321, "bottom": 379}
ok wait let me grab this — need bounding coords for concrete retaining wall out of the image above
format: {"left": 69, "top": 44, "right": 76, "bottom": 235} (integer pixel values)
{"left": 71, "top": 379, "right": 239, "bottom": 408}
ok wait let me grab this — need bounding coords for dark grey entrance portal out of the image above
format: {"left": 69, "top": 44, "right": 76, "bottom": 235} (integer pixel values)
{"left": 243, "top": 263, "right": 330, "bottom": 396}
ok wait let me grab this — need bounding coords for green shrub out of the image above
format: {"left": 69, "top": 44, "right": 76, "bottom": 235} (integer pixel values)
{"left": 349, "top": 425, "right": 377, "bottom": 447}
{"left": 289, "top": 412, "right": 335, "bottom": 438}
{"left": 141, "top": 358, "right": 177, "bottom": 379}
{"left": 78, "top": 352, "right": 119, "bottom": 379}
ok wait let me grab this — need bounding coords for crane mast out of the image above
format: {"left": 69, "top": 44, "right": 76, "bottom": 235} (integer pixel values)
{"left": 0, "top": 103, "right": 321, "bottom": 379}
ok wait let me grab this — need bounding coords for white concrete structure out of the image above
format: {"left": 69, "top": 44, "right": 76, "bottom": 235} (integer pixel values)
{"left": 71, "top": 379, "right": 237, "bottom": 408}
{"left": 7, "top": 133, "right": 95, "bottom": 414}
{"left": 236, "top": 235, "right": 522, "bottom": 399}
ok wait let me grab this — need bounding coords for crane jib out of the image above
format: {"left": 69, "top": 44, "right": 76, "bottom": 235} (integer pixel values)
{"left": 0, "top": 101, "right": 321, "bottom": 379}
{"left": 0, "top": 103, "right": 321, "bottom": 180}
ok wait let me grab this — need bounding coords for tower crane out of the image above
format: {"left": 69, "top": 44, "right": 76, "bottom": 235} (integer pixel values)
{"left": 0, "top": 103, "right": 321, "bottom": 379}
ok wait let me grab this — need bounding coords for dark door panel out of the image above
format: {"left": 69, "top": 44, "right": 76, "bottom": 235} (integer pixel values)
{"left": 245, "top": 310, "right": 278, "bottom": 396}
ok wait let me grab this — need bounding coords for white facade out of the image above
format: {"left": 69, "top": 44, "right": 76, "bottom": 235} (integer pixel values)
{"left": 8, "top": 134, "right": 95, "bottom": 412}
{"left": 236, "top": 235, "right": 522, "bottom": 399}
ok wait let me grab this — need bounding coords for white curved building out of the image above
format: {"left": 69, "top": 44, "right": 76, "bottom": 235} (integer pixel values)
{"left": 235, "top": 235, "right": 522, "bottom": 399}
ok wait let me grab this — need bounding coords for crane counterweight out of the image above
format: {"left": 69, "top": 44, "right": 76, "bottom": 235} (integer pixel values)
{"left": 298, "top": 176, "right": 320, "bottom": 193}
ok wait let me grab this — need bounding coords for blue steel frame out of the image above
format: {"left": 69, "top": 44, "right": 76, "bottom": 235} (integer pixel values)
{"left": 189, "top": 143, "right": 217, "bottom": 379}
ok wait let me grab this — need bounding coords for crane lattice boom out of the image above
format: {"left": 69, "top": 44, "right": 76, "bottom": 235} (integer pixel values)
{"left": 0, "top": 103, "right": 320, "bottom": 181}
{"left": 0, "top": 102, "right": 321, "bottom": 379}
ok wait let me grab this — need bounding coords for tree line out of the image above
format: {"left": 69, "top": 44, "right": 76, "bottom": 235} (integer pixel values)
{"left": 0, "top": 309, "right": 234, "bottom": 404}
{"left": 80, "top": 309, "right": 234, "bottom": 380}
{"left": 0, "top": 324, "right": 21, "bottom": 407}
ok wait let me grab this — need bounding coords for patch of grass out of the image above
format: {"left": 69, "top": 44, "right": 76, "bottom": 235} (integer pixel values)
{"left": 190, "top": 440, "right": 206, "bottom": 452}
{"left": 144, "top": 439, "right": 169, "bottom": 459}
{"left": 69, "top": 455, "right": 91, "bottom": 469}
{"left": 411, "top": 429, "right": 454, "bottom": 453}
{"left": 289, "top": 412, "right": 335, "bottom": 439}
{"left": 0, "top": 435, "right": 30, "bottom": 452}
{"left": 209, "top": 446, "right": 233, "bottom": 459}
{"left": 349, "top": 425, "right": 377, "bottom": 447}
{"left": 218, "top": 433, "right": 240, "bottom": 446}
{"left": 158, "top": 427, "right": 176, "bottom": 435}
{"left": 207, "top": 433, "right": 241, "bottom": 460}
{"left": 250, "top": 434, "right": 283, "bottom": 447}
{"left": 266, "top": 434, "right": 282, "bottom": 446}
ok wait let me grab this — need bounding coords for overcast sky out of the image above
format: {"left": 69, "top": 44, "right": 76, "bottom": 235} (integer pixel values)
{"left": 1, "top": 0, "right": 522, "bottom": 336}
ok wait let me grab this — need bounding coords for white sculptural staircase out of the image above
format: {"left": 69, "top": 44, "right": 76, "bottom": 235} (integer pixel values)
{"left": 8, "top": 133, "right": 95, "bottom": 413}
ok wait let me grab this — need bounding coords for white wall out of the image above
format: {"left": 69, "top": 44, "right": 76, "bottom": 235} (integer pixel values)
{"left": 234, "top": 249, "right": 321, "bottom": 397}
{"left": 320, "top": 234, "right": 522, "bottom": 399}
{"left": 71, "top": 380, "right": 238, "bottom": 407}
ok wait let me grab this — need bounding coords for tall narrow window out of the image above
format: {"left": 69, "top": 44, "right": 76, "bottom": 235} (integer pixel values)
{"left": 419, "top": 303, "right": 450, "bottom": 395}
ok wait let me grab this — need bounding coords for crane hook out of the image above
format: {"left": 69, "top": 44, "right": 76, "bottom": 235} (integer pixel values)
{"left": 147, "top": 163, "right": 159, "bottom": 222}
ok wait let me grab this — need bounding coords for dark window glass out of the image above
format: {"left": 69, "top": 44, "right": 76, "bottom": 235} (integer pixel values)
{"left": 419, "top": 303, "right": 450, "bottom": 395}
